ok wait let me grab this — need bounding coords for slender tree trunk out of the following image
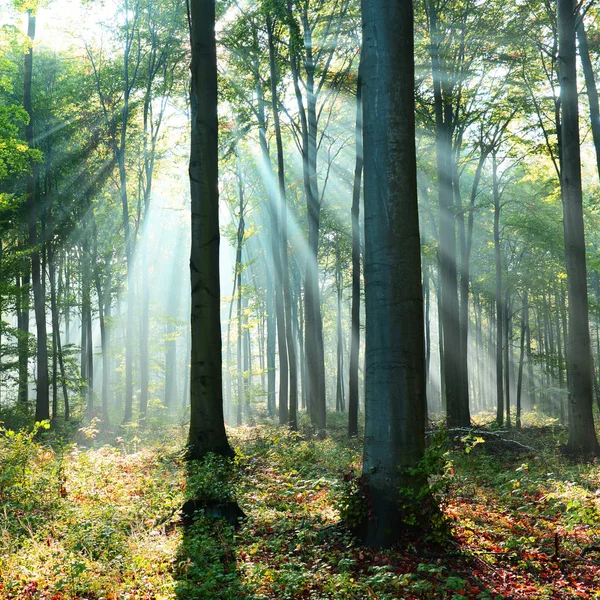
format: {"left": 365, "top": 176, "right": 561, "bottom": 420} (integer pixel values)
{"left": 493, "top": 153, "right": 504, "bottom": 426}
{"left": 576, "top": 13, "right": 600, "bottom": 181}
{"left": 429, "top": 4, "right": 465, "bottom": 427}
{"left": 267, "top": 14, "right": 297, "bottom": 429}
{"left": 348, "top": 58, "right": 363, "bottom": 437}
{"left": 516, "top": 291, "right": 527, "bottom": 429}
{"left": 16, "top": 269, "right": 29, "bottom": 408}
{"left": 559, "top": 0, "right": 598, "bottom": 454}
{"left": 266, "top": 268, "right": 276, "bottom": 418}
{"left": 555, "top": 290, "right": 565, "bottom": 424}
{"left": 526, "top": 301, "right": 535, "bottom": 410}
{"left": 139, "top": 247, "right": 149, "bottom": 421}
{"left": 504, "top": 290, "right": 511, "bottom": 427}
{"left": 335, "top": 248, "right": 344, "bottom": 412}
{"left": 23, "top": 10, "right": 49, "bottom": 422}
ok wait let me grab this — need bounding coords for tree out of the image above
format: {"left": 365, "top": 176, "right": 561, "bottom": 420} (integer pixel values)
{"left": 21, "top": 4, "right": 49, "bottom": 422}
{"left": 558, "top": 0, "right": 599, "bottom": 455}
{"left": 360, "top": 0, "right": 426, "bottom": 547}
{"left": 187, "top": 0, "right": 233, "bottom": 459}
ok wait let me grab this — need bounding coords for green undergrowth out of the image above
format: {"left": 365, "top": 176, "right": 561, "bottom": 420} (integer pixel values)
{"left": 1, "top": 417, "right": 600, "bottom": 599}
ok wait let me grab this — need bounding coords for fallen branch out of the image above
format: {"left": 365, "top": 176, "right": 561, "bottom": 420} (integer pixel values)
{"left": 427, "top": 428, "right": 536, "bottom": 453}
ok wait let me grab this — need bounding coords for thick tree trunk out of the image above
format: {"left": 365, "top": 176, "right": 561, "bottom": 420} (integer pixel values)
{"left": 360, "top": 0, "right": 426, "bottom": 547}
{"left": 187, "top": 0, "right": 233, "bottom": 459}
{"left": 559, "top": 0, "right": 599, "bottom": 455}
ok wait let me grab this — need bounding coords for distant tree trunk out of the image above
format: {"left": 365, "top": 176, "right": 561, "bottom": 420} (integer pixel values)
{"left": 576, "top": 13, "right": 600, "bottom": 181}
{"left": 16, "top": 268, "right": 30, "bottom": 408}
{"left": 504, "top": 290, "right": 511, "bottom": 427}
{"left": 475, "top": 293, "right": 484, "bottom": 412}
{"left": 234, "top": 153, "right": 245, "bottom": 427}
{"left": 56, "top": 256, "right": 69, "bottom": 419}
{"left": 225, "top": 283, "right": 236, "bottom": 420}
{"left": 287, "top": 9, "right": 325, "bottom": 432}
{"left": 437, "top": 270, "right": 445, "bottom": 412}
{"left": 423, "top": 266, "right": 431, "bottom": 417}
{"left": 93, "top": 223, "right": 110, "bottom": 424}
{"left": 493, "top": 152, "right": 504, "bottom": 426}
{"left": 558, "top": 0, "right": 598, "bottom": 454}
{"left": 266, "top": 268, "right": 276, "bottom": 418}
{"left": 243, "top": 282, "right": 252, "bottom": 421}
{"left": 294, "top": 261, "right": 307, "bottom": 412}
{"left": 335, "top": 247, "right": 344, "bottom": 412}
{"left": 139, "top": 248, "right": 150, "bottom": 421}
{"left": 267, "top": 14, "right": 297, "bottom": 429}
{"left": 516, "top": 291, "right": 527, "bottom": 429}
{"left": 23, "top": 10, "right": 49, "bottom": 422}
{"left": 429, "top": 3, "right": 466, "bottom": 427}
{"left": 187, "top": 0, "right": 233, "bottom": 459}
{"left": 348, "top": 59, "right": 363, "bottom": 437}
{"left": 554, "top": 290, "right": 565, "bottom": 424}
{"left": 526, "top": 300, "right": 535, "bottom": 409}
{"left": 360, "top": 0, "right": 426, "bottom": 547}
{"left": 182, "top": 322, "right": 190, "bottom": 413}
{"left": 165, "top": 266, "right": 179, "bottom": 411}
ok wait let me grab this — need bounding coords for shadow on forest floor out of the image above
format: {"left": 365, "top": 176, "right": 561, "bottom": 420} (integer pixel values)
{"left": 173, "top": 457, "right": 246, "bottom": 600}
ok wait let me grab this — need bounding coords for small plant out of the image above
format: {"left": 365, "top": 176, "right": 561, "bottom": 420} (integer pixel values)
{"left": 397, "top": 425, "right": 453, "bottom": 539}
{"left": 337, "top": 470, "right": 373, "bottom": 528}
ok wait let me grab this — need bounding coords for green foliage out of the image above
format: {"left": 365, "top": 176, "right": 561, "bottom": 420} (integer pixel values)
{"left": 336, "top": 470, "right": 371, "bottom": 528}
{"left": 187, "top": 452, "right": 236, "bottom": 503}
{"left": 397, "top": 426, "right": 453, "bottom": 539}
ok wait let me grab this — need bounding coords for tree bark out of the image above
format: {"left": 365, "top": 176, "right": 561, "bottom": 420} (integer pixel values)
{"left": 493, "top": 152, "right": 504, "bottom": 426}
{"left": 559, "top": 0, "right": 599, "bottom": 455}
{"left": 360, "top": 0, "right": 426, "bottom": 547}
{"left": 429, "top": 4, "right": 466, "bottom": 427}
{"left": 187, "top": 0, "right": 233, "bottom": 459}
{"left": 23, "top": 10, "right": 49, "bottom": 422}
{"left": 348, "top": 58, "right": 363, "bottom": 438}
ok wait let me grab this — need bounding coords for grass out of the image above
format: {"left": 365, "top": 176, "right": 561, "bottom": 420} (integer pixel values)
{"left": 1, "top": 414, "right": 600, "bottom": 599}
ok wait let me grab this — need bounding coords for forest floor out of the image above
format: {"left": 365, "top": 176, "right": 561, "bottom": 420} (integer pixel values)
{"left": 2, "top": 413, "right": 600, "bottom": 599}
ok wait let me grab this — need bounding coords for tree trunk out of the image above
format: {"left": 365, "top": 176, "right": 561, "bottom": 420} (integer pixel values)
{"left": 267, "top": 14, "right": 297, "bottom": 430}
{"left": 349, "top": 58, "right": 363, "bottom": 438}
{"left": 504, "top": 290, "right": 511, "bottom": 427}
{"left": 335, "top": 248, "right": 344, "bottom": 412}
{"left": 16, "top": 269, "right": 30, "bottom": 408}
{"left": 429, "top": 4, "right": 466, "bottom": 427}
{"left": 559, "top": 0, "right": 598, "bottom": 454}
{"left": 266, "top": 268, "right": 276, "bottom": 418}
{"left": 516, "top": 291, "right": 527, "bottom": 429}
{"left": 360, "top": 0, "right": 426, "bottom": 547}
{"left": 576, "top": 13, "right": 600, "bottom": 181}
{"left": 23, "top": 10, "right": 49, "bottom": 422}
{"left": 493, "top": 153, "right": 504, "bottom": 426}
{"left": 187, "top": 0, "right": 233, "bottom": 459}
